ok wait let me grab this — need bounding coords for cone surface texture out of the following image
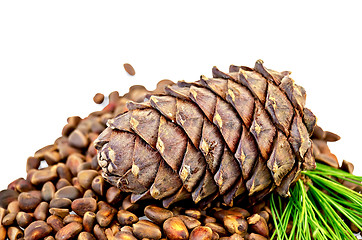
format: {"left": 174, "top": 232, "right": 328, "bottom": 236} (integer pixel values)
{"left": 95, "top": 60, "right": 316, "bottom": 207}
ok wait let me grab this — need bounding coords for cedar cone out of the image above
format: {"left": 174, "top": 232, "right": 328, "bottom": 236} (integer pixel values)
{"left": 95, "top": 60, "right": 316, "bottom": 208}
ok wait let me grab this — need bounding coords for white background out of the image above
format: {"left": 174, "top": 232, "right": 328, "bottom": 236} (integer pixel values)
{"left": 0, "top": 1, "right": 361, "bottom": 190}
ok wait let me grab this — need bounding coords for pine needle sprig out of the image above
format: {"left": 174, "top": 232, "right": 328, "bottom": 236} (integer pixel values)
{"left": 303, "top": 173, "right": 362, "bottom": 213}
{"left": 303, "top": 164, "right": 362, "bottom": 232}
{"left": 307, "top": 184, "right": 357, "bottom": 239}
{"left": 312, "top": 163, "right": 362, "bottom": 184}
{"left": 270, "top": 180, "right": 334, "bottom": 240}
{"left": 271, "top": 163, "right": 362, "bottom": 240}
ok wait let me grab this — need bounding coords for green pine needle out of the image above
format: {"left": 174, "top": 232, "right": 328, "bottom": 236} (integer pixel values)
{"left": 312, "top": 163, "right": 362, "bottom": 183}
{"left": 271, "top": 163, "right": 362, "bottom": 240}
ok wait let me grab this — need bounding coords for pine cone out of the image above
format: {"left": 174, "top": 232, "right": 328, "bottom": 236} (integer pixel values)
{"left": 95, "top": 60, "right": 316, "bottom": 207}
